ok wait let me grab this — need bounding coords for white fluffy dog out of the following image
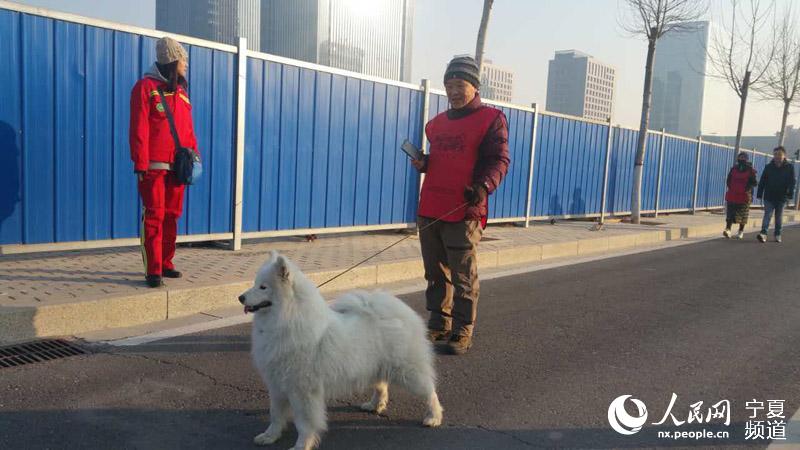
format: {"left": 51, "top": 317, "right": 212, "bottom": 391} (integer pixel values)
{"left": 238, "top": 252, "right": 443, "bottom": 450}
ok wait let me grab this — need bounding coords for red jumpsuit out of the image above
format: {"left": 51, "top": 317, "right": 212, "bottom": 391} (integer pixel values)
{"left": 129, "top": 67, "right": 198, "bottom": 276}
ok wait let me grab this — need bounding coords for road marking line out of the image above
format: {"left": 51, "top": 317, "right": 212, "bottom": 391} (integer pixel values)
{"left": 106, "top": 314, "right": 253, "bottom": 347}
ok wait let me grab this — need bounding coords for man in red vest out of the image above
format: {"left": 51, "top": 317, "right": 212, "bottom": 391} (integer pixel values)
{"left": 412, "top": 55, "right": 510, "bottom": 355}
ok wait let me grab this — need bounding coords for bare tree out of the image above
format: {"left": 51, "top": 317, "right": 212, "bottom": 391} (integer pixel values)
{"left": 620, "top": 0, "right": 709, "bottom": 224}
{"left": 708, "top": 0, "right": 776, "bottom": 156}
{"left": 756, "top": 4, "right": 799, "bottom": 146}
{"left": 475, "top": 0, "right": 494, "bottom": 70}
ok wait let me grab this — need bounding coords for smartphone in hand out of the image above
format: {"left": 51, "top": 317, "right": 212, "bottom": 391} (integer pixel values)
{"left": 400, "top": 139, "right": 423, "bottom": 160}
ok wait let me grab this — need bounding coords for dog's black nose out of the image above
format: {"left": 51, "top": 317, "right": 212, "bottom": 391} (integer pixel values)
{"left": 238, "top": 294, "right": 246, "bottom": 304}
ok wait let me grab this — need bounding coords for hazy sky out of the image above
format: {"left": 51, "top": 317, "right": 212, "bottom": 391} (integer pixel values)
{"left": 9, "top": 0, "right": 798, "bottom": 136}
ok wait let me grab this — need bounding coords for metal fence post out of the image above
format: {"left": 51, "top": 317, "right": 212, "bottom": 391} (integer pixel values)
{"left": 232, "top": 37, "right": 248, "bottom": 251}
{"left": 750, "top": 148, "right": 759, "bottom": 207}
{"left": 413, "top": 79, "right": 431, "bottom": 232}
{"left": 654, "top": 128, "right": 666, "bottom": 218}
{"left": 692, "top": 135, "right": 702, "bottom": 214}
{"left": 795, "top": 160, "right": 800, "bottom": 210}
{"left": 418, "top": 79, "right": 430, "bottom": 199}
{"left": 420, "top": 79, "right": 431, "bottom": 155}
{"left": 599, "top": 118, "right": 614, "bottom": 224}
{"left": 524, "top": 103, "right": 539, "bottom": 227}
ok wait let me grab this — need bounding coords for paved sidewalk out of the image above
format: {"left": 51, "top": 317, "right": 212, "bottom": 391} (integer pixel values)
{"left": 1, "top": 210, "right": 798, "bottom": 344}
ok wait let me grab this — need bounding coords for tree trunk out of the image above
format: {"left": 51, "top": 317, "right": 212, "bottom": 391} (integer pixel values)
{"left": 475, "top": 0, "right": 494, "bottom": 71}
{"left": 631, "top": 33, "right": 657, "bottom": 225}
{"left": 733, "top": 70, "right": 751, "bottom": 159}
{"left": 779, "top": 99, "right": 790, "bottom": 147}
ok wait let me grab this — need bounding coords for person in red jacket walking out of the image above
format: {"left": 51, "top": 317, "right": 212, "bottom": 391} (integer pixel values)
{"left": 723, "top": 152, "right": 757, "bottom": 240}
{"left": 130, "top": 37, "right": 198, "bottom": 288}
{"left": 411, "top": 56, "right": 510, "bottom": 355}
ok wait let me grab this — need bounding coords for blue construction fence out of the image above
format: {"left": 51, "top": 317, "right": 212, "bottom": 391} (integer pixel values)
{"left": 1, "top": 4, "right": 798, "bottom": 250}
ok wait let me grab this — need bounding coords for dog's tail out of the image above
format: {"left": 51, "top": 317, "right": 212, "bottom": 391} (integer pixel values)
{"left": 332, "top": 290, "right": 427, "bottom": 334}
{"left": 329, "top": 290, "right": 375, "bottom": 315}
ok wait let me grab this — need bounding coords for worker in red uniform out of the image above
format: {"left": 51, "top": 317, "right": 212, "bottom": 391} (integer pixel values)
{"left": 130, "top": 37, "right": 198, "bottom": 288}
{"left": 412, "top": 56, "right": 510, "bottom": 355}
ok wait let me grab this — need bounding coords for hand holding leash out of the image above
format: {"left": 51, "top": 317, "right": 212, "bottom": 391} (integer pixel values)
{"left": 317, "top": 201, "right": 470, "bottom": 289}
{"left": 464, "top": 183, "right": 487, "bottom": 206}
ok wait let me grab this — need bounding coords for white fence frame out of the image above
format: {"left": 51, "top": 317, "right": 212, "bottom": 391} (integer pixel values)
{"left": 0, "top": 1, "right": 796, "bottom": 255}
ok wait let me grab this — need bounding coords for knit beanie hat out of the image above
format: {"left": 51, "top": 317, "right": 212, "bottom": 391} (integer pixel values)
{"left": 444, "top": 56, "right": 481, "bottom": 89}
{"left": 156, "top": 37, "right": 188, "bottom": 65}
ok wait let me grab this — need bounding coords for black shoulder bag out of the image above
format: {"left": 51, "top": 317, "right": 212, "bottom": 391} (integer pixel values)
{"left": 157, "top": 88, "right": 201, "bottom": 185}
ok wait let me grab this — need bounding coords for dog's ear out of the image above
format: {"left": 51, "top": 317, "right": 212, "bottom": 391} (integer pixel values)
{"left": 268, "top": 250, "right": 279, "bottom": 264}
{"left": 276, "top": 255, "right": 292, "bottom": 282}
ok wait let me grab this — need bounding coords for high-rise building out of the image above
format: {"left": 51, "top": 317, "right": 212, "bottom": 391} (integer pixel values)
{"left": 546, "top": 50, "right": 616, "bottom": 121}
{"left": 156, "top": 0, "right": 261, "bottom": 51}
{"left": 650, "top": 21, "right": 737, "bottom": 137}
{"left": 480, "top": 59, "right": 514, "bottom": 103}
{"left": 261, "top": 0, "right": 414, "bottom": 82}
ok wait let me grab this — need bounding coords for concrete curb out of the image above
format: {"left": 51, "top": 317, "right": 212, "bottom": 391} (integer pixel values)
{"left": 2, "top": 214, "right": 798, "bottom": 344}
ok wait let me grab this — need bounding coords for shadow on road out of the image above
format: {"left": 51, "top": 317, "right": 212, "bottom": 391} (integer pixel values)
{"left": 0, "top": 409, "right": 771, "bottom": 449}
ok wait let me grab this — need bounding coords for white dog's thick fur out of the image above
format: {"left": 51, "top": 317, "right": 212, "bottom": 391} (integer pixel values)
{"left": 239, "top": 252, "right": 443, "bottom": 450}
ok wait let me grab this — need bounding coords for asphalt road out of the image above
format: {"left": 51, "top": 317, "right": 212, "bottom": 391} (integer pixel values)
{"left": 2, "top": 227, "right": 800, "bottom": 450}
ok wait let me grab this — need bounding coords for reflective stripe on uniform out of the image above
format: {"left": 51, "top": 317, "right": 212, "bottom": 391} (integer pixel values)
{"left": 140, "top": 207, "right": 147, "bottom": 274}
{"left": 149, "top": 90, "right": 190, "bottom": 105}
{"left": 150, "top": 90, "right": 174, "bottom": 97}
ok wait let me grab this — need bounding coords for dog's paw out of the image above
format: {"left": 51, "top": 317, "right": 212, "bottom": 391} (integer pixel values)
{"left": 422, "top": 413, "right": 442, "bottom": 428}
{"left": 360, "top": 400, "right": 387, "bottom": 415}
{"left": 254, "top": 430, "right": 282, "bottom": 446}
{"left": 288, "top": 437, "right": 319, "bottom": 450}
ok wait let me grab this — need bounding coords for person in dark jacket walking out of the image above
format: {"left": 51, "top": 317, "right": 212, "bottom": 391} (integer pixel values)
{"left": 756, "top": 147, "right": 796, "bottom": 243}
{"left": 723, "top": 152, "right": 757, "bottom": 239}
{"left": 130, "top": 37, "right": 199, "bottom": 287}
{"left": 410, "top": 56, "right": 510, "bottom": 355}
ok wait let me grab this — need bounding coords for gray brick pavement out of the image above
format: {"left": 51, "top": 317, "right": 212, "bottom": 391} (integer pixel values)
{"left": 0, "top": 211, "right": 748, "bottom": 308}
